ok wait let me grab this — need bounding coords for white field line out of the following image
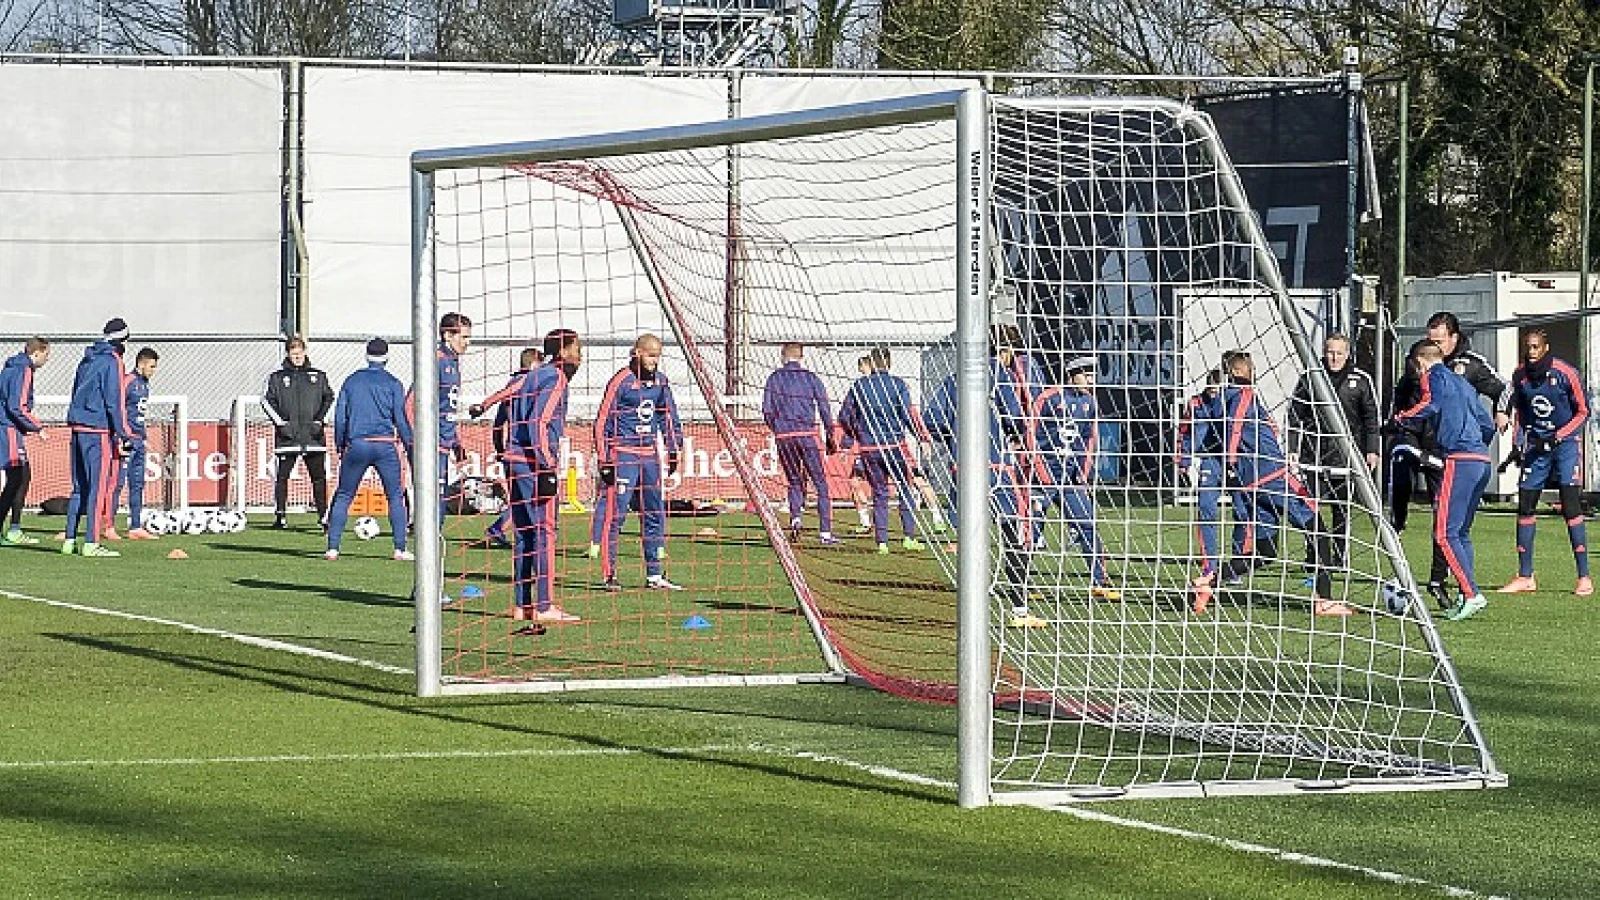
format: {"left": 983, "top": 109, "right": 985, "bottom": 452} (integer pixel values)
{"left": 0, "top": 587, "right": 413, "bottom": 676}
{"left": 4, "top": 587, "right": 1504, "bottom": 899}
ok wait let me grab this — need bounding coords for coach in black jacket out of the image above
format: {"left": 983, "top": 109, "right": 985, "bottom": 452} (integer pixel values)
{"left": 1289, "top": 334, "right": 1381, "bottom": 568}
{"left": 262, "top": 336, "right": 335, "bottom": 528}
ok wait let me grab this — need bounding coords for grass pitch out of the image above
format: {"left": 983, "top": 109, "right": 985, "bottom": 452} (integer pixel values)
{"left": 1, "top": 507, "right": 1597, "bottom": 898}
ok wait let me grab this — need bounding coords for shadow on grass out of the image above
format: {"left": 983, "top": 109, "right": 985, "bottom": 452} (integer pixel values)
{"left": 232, "top": 577, "right": 410, "bottom": 609}
{"left": 43, "top": 631, "right": 952, "bottom": 807}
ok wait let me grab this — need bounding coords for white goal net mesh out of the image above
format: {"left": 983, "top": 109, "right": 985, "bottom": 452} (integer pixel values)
{"left": 419, "top": 93, "right": 1498, "bottom": 799}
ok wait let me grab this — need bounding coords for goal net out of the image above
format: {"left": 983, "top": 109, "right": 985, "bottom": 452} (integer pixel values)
{"left": 24, "top": 394, "right": 189, "bottom": 520}
{"left": 410, "top": 89, "right": 1501, "bottom": 802}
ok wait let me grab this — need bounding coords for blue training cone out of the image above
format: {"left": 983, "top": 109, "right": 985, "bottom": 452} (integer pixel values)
{"left": 460, "top": 585, "right": 485, "bottom": 599}
{"left": 682, "top": 615, "right": 713, "bottom": 631}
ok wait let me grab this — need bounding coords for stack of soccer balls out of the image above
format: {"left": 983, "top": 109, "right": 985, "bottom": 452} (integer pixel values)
{"left": 139, "top": 508, "right": 249, "bottom": 536}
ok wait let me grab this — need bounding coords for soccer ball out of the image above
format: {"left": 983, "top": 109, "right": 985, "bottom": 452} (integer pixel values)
{"left": 160, "top": 510, "right": 185, "bottom": 535}
{"left": 1381, "top": 581, "right": 1413, "bottom": 616}
{"left": 181, "top": 509, "right": 209, "bottom": 535}
{"left": 227, "top": 511, "right": 248, "bottom": 533}
{"left": 353, "top": 517, "right": 381, "bottom": 541}
{"left": 206, "top": 511, "right": 230, "bottom": 533}
{"left": 140, "top": 509, "right": 169, "bottom": 536}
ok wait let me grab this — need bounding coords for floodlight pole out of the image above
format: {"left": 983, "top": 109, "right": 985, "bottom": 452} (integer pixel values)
{"left": 955, "top": 86, "right": 993, "bottom": 810}
{"left": 1344, "top": 46, "right": 1363, "bottom": 337}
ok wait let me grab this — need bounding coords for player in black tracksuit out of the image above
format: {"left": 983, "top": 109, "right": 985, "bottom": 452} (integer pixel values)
{"left": 1389, "top": 315, "right": 1505, "bottom": 604}
{"left": 262, "top": 336, "right": 335, "bottom": 529}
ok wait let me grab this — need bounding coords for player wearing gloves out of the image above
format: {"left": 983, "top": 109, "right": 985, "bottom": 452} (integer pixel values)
{"left": 469, "top": 347, "right": 543, "bottom": 548}
{"left": 63, "top": 319, "right": 137, "bottom": 557}
{"left": 591, "top": 333, "right": 685, "bottom": 591}
{"left": 762, "top": 342, "right": 838, "bottom": 544}
{"left": 0, "top": 337, "right": 49, "bottom": 545}
{"left": 324, "top": 339, "right": 413, "bottom": 561}
{"left": 1496, "top": 329, "right": 1592, "bottom": 596}
{"left": 1395, "top": 340, "right": 1498, "bottom": 620}
{"left": 504, "top": 329, "right": 583, "bottom": 624}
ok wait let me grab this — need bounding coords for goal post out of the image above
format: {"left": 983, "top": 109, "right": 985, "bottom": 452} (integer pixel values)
{"left": 408, "top": 87, "right": 1503, "bottom": 804}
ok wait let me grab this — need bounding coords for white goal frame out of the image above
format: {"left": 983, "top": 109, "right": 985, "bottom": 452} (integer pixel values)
{"left": 408, "top": 88, "right": 1501, "bottom": 808}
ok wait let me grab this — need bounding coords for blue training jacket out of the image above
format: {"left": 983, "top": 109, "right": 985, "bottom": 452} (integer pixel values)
{"left": 0, "top": 351, "right": 44, "bottom": 437}
{"left": 335, "top": 363, "right": 412, "bottom": 450}
{"left": 923, "top": 357, "right": 1022, "bottom": 466}
{"left": 125, "top": 372, "right": 150, "bottom": 440}
{"left": 839, "top": 370, "right": 930, "bottom": 451}
{"left": 505, "top": 363, "right": 570, "bottom": 471}
{"left": 594, "top": 365, "right": 683, "bottom": 463}
{"left": 66, "top": 340, "right": 133, "bottom": 440}
{"left": 1396, "top": 363, "right": 1495, "bottom": 456}
{"left": 762, "top": 361, "right": 835, "bottom": 439}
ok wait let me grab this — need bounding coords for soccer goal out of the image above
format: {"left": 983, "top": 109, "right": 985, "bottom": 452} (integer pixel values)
{"left": 409, "top": 88, "right": 1503, "bottom": 804}
{"left": 28, "top": 394, "right": 190, "bottom": 515}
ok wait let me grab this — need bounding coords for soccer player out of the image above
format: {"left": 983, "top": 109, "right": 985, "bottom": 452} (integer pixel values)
{"left": 63, "top": 319, "right": 138, "bottom": 558}
{"left": 262, "top": 336, "right": 334, "bottom": 530}
{"left": 324, "top": 339, "right": 413, "bottom": 561}
{"left": 1192, "top": 352, "right": 1349, "bottom": 617}
{"left": 1496, "top": 329, "right": 1592, "bottom": 596}
{"left": 1288, "top": 334, "right": 1381, "bottom": 571}
{"left": 408, "top": 312, "right": 472, "bottom": 526}
{"left": 1031, "top": 355, "right": 1117, "bottom": 597}
{"left": 1395, "top": 340, "right": 1497, "bottom": 620}
{"left": 924, "top": 333, "right": 1041, "bottom": 627}
{"left": 762, "top": 342, "right": 839, "bottom": 544}
{"left": 845, "top": 355, "right": 878, "bottom": 535}
{"left": 469, "top": 347, "right": 543, "bottom": 548}
{"left": 839, "top": 346, "right": 930, "bottom": 554}
{"left": 591, "top": 333, "right": 685, "bottom": 591}
{"left": 504, "top": 329, "right": 583, "bottom": 625}
{"left": 111, "top": 348, "right": 161, "bottom": 539}
{"left": 0, "top": 337, "right": 49, "bottom": 545}
{"left": 1392, "top": 314, "right": 1505, "bottom": 605}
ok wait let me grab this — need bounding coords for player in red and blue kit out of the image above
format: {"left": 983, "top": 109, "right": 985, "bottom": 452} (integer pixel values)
{"left": 924, "top": 337, "right": 1043, "bottom": 628}
{"left": 63, "top": 319, "right": 137, "bottom": 558}
{"left": 1192, "top": 352, "right": 1347, "bottom": 617}
{"left": 325, "top": 339, "right": 413, "bottom": 561}
{"left": 591, "top": 334, "right": 685, "bottom": 591}
{"left": 1177, "top": 369, "right": 1260, "bottom": 584}
{"left": 1495, "top": 328, "right": 1592, "bottom": 596}
{"left": 406, "top": 312, "right": 471, "bottom": 528}
{"left": 762, "top": 342, "right": 839, "bottom": 545}
{"left": 839, "top": 346, "right": 931, "bottom": 554}
{"left": 468, "top": 347, "right": 543, "bottom": 549}
{"left": 110, "top": 348, "right": 160, "bottom": 539}
{"left": 504, "top": 329, "right": 584, "bottom": 627}
{"left": 1395, "top": 340, "right": 1498, "bottom": 620}
{"left": 0, "top": 337, "right": 50, "bottom": 545}
{"left": 1031, "top": 356, "right": 1117, "bottom": 597}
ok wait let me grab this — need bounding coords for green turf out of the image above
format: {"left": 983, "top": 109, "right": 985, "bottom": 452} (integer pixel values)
{"left": 1, "top": 508, "right": 1596, "bottom": 898}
